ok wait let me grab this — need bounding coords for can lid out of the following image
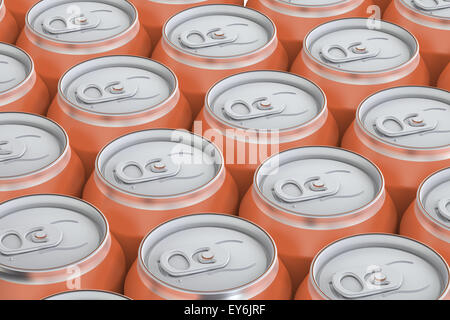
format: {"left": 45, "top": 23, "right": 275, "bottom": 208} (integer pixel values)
{"left": 60, "top": 56, "right": 176, "bottom": 115}
{"left": 139, "top": 214, "right": 276, "bottom": 296}
{"left": 0, "top": 44, "right": 32, "bottom": 94}
{"left": 0, "top": 113, "right": 67, "bottom": 179}
{"left": 255, "top": 147, "right": 383, "bottom": 216}
{"left": 277, "top": 0, "right": 348, "bottom": 5}
{"left": 0, "top": 195, "right": 107, "bottom": 272}
{"left": 27, "top": 0, "right": 135, "bottom": 43}
{"left": 45, "top": 290, "right": 129, "bottom": 300}
{"left": 164, "top": 5, "right": 275, "bottom": 58}
{"left": 206, "top": 71, "right": 325, "bottom": 130}
{"left": 97, "top": 129, "right": 223, "bottom": 197}
{"left": 305, "top": 18, "right": 417, "bottom": 73}
{"left": 419, "top": 168, "right": 450, "bottom": 229}
{"left": 311, "top": 234, "right": 449, "bottom": 300}
{"left": 401, "top": 0, "right": 450, "bottom": 19}
{"left": 358, "top": 86, "right": 450, "bottom": 149}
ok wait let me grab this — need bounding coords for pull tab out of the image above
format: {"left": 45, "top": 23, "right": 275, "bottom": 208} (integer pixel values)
{"left": 42, "top": 12, "right": 100, "bottom": 34}
{"left": 413, "top": 0, "right": 450, "bottom": 11}
{"left": 320, "top": 41, "right": 380, "bottom": 63}
{"left": 437, "top": 197, "right": 450, "bottom": 221}
{"left": 273, "top": 175, "right": 340, "bottom": 203}
{"left": 331, "top": 264, "right": 403, "bottom": 299}
{"left": 375, "top": 113, "right": 438, "bottom": 137}
{"left": 223, "top": 97, "right": 286, "bottom": 121}
{"left": 0, "top": 139, "right": 27, "bottom": 162}
{"left": 76, "top": 79, "right": 138, "bottom": 104}
{"left": 159, "top": 244, "right": 230, "bottom": 277}
{"left": 179, "top": 27, "right": 238, "bottom": 49}
{"left": 114, "top": 157, "right": 181, "bottom": 184}
{"left": 0, "top": 224, "right": 63, "bottom": 255}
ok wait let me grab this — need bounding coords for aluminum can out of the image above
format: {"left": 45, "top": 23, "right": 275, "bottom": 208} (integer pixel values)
{"left": 342, "top": 86, "right": 450, "bottom": 214}
{"left": 239, "top": 146, "right": 398, "bottom": 289}
{"left": 0, "top": 112, "right": 85, "bottom": 203}
{"left": 0, "top": 42, "right": 50, "bottom": 115}
{"left": 151, "top": 4, "right": 289, "bottom": 116}
{"left": 384, "top": 0, "right": 450, "bottom": 84}
{"left": 47, "top": 55, "right": 193, "bottom": 177}
{"left": 124, "top": 213, "right": 292, "bottom": 300}
{"left": 376, "top": 0, "right": 392, "bottom": 12}
{"left": 400, "top": 167, "right": 450, "bottom": 264}
{"left": 438, "top": 62, "right": 450, "bottom": 91}
{"left": 44, "top": 290, "right": 130, "bottom": 300}
{"left": 195, "top": 70, "right": 339, "bottom": 198}
{"left": 16, "top": 0, "right": 152, "bottom": 98}
{"left": 290, "top": 18, "right": 430, "bottom": 134}
{"left": 0, "top": 194, "right": 127, "bottom": 300}
{"left": 295, "top": 233, "right": 450, "bottom": 300}
{"left": 246, "top": 0, "right": 375, "bottom": 65}
{"left": 129, "top": 0, "right": 243, "bottom": 48}
{"left": 3, "top": 0, "right": 39, "bottom": 29}
{"left": 82, "top": 129, "right": 239, "bottom": 266}
{"left": 0, "top": 0, "right": 19, "bottom": 44}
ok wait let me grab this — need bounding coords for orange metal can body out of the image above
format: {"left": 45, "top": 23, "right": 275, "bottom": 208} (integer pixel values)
{"left": 290, "top": 18, "right": 430, "bottom": 135}
{"left": 16, "top": 0, "right": 151, "bottom": 98}
{"left": 124, "top": 214, "right": 292, "bottom": 300}
{"left": 438, "top": 63, "right": 450, "bottom": 91}
{"left": 82, "top": 129, "right": 239, "bottom": 267}
{"left": 0, "top": 195, "right": 126, "bottom": 300}
{"left": 239, "top": 147, "right": 398, "bottom": 289}
{"left": 47, "top": 55, "right": 192, "bottom": 177}
{"left": 376, "top": 0, "right": 392, "bottom": 12}
{"left": 0, "top": 113, "right": 85, "bottom": 203}
{"left": 384, "top": 0, "right": 450, "bottom": 84}
{"left": 3, "top": 0, "right": 38, "bottom": 29}
{"left": 0, "top": 1, "right": 19, "bottom": 44}
{"left": 151, "top": 5, "right": 288, "bottom": 116}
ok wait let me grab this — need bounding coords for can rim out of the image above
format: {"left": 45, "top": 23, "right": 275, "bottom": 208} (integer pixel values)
{"left": 397, "top": 0, "right": 450, "bottom": 23}
{"left": 43, "top": 289, "right": 130, "bottom": 300}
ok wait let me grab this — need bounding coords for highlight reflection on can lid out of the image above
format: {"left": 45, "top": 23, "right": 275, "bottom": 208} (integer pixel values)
{"left": 164, "top": 5, "right": 275, "bottom": 58}
{"left": 45, "top": 290, "right": 130, "bottom": 300}
{"left": 27, "top": 0, "right": 135, "bottom": 43}
{"left": 60, "top": 56, "right": 176, "bottom": 115}
{"left": 305, "top": 18, "right": 417, "bottom": 73}
{"left": 358, "top": 86, "right": 450, "bottom": 149}
{"left": 206, "top": 71, "right": 325, "bottom": 130}
{"left": 0, "top": 44, "right": 32, "bottom": 94}
{"left": 311, "top": 234, "right": 449, "bottom": 300}
{"left": 0, "top": 113, "right": 67, "bottom": 179}
{"left": 139, "top": 214, "right": 276, "bottom": 296}
{"left": 97, "top": 129, "right": 223, "bottom": 197}
{"left": 0, "top": 195, "right": 107, "bottom": 273}
{"left": 256, "top": 147, "right": 383, "bottom": 216}
{"left": 402, "top": 0, "right": 450, "bottom": 19}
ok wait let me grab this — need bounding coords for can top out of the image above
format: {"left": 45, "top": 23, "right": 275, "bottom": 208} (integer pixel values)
{"left": 60, "top": 56, "right": 177, "bottom": 115}
{"left": 401, "top": 0, "right": 450, "bottom": 19}
{"left": 27, "top": 0, "right": 136, "bottom": 43}
{"left": 276, "top": 0, "right": 350, "bottom": 6}
{"left": 358, "top": 86, "right": 450, "bottom": 150}
{"left": 97, "top": 129, "right": 223, "bottom": 198}
{"left": 206, "top": 71, "right": 325, "bottom": 130}
{"left": 45, "top": 290, "right": 129, "bottom": 300}
{"left": 255, "top": 146, "right": 383, "bottom": 216}
{"left": 305, "top": 18, "right": 418, "bottom": 73}
{"left": 418, "top": 168, "right": 450, "bottom": 230}
{"left": 0, "top": 113, "right": 67, "bottom": 179}
{"left": 0, "top": 43, "right": 32, "bottom": 94}
{"left": 311, "top": 234, "right": 449, "bottom": 300}
{"left": 139, "top": 214, "right": 276, "bottom": 298}
{"left": 0, "top": 195, "right": 107, "bottom": 274}
{"left": 164, "top": 5, "right": 275, "bottom": 58}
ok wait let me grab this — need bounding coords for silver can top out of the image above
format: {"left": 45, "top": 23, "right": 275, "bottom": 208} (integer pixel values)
{"left": 402, "top": 0, "right": 450, "bottom": 19}
{"left": 0, "top": 43, "right": 32, "bottom": 94}
{"left": 45, "top": 290, "right": 129, "bottom": 300}
{"left": 311, "top": 234, "right": 449, "bottom": 300}
{"left": 276, "top": 0, "right": 350, "bottom": 6}
{"left": 206, "top": 71, "right": 325, "bottom": 130}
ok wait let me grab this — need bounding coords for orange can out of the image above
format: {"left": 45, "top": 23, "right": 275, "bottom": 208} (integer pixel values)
{"left": 0, "top": 112, "right": 85, "bottom": 203}
{"left": 3, "top": 0, "right": 38, "bottom": 29}
{"left": 194, "top": 70, "right": 339, "bottom": 198}
{"left": 0, "top": 194, "right": 126, "bottom": 300}
{"left": 124, "top": 214, "right": 292, "bottom": 300}
{"left": 151, "top": 4, "right": 288, "bottom": 116}
{"left": 47, "top": 55, "right": 193, "bottom": 177}
{"left": 44, "top": 290, "right": 131, "bottom": 300}
{"left": 16, "top": 0, "right": 152, "bottom": 98}
{"left": 400, "top": 167, "right": 450, "bottom": 264}
{"left": 376, "top": 0, "right": 392, "bottom": 12}
{"left": 0, "top": 42, "right": 50, "bottom": 115}
{"left": 246, "top": 0, "right": 374, "bottom": 65}
{"left": 438, "top": 63, "right": 450, "bottom": 91}
{"left": 0, "top": 0, "right": 19, "bottom": 44}
{"left": 384, "top": 0, "right": 450, "bottom": 84}
{"left": 295, "top": 233, "right": 450, "bottom": 300}
{"left": 239, "top": 146, "right": 398, "bottom": 289}
{"left": 82, "top": 129, "right": 239, "bottom": 267}
{"left": 130, "top": 0, "right": 243, "bottom": 48}
{"left": 290, "top": 18, "right": 430, "bottom": 135}
{"left": 342, "top": 86, "right": 450, "bottom": 215}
